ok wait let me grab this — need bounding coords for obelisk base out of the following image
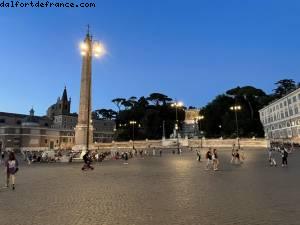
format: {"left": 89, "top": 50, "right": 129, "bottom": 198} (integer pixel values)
{"left": 73, "top": 124, "right": 94, "bottom": 152}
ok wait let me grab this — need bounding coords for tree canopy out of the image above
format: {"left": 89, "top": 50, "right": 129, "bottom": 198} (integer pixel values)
{"left": 95, "top": 79, "right": 298, "bottom": 140}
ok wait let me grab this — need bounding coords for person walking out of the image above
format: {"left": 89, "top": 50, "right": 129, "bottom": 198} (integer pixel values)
{"left": 268, "top": 147, "right": 277, "bottom": 167}
{"left": 212, "top": 149, "right": 219, "bottom": 171}
{"left": 159, "top": 149, "right": 162, "bottom": 157}
{"left": 1, "top": 150, "right": 5, "bottom": 164}
{"left": 82, "top": 151, "right": 94, "bottom": 171}
{"left": 196, "top": 150, "right": 201, "bottom": 162}
{"left": 281, "top": 146, "right": 289, "bottom": 167}
{"left": 123, "top": 152, "right": 129, "bottom": 164}
{"left": 230, "top": 144, "right": 236, "bottom": 164}
{"left": 5, "top": 151, "right": 19, "bottom": 190}
{"left": 235, "top": 149, "right": 241, "bottom": 164}
{"left": 205, "top": 148, "right": 212, "bottom": 170}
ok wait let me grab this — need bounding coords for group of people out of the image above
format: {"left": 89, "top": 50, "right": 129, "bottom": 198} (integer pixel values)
{"left": 269, "top": 143, "right": 292, "bottom": 167}
{"left": 195, "top": 144, "right": 246, "bottom": 171}
{"left": 205, "top": 148, "right": 219, "bottom": 171}
{"left": 1, "top": 151, "right": 19, "bottom": 190}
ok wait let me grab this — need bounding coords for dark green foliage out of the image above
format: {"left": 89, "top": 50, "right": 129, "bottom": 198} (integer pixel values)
{"left": 93, "top": 109, "right": 117, "bottom": 120}
{"left": 101, "top": 79, "right": 298, "bottom": 140}
{"left": 273, "top": 79, "right": 298, "bottom": 98}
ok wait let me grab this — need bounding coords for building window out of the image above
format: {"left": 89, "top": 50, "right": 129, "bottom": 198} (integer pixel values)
{"left": 0, "top": 119, "right": 5, "bottom": 123}
{"left": 295, "top": 106, "right": 299, "bottom": 114}
{"left": 56, "top": 140, "right": 59, "bottom": 144}
{"left": 280, "top": 103, "right": 283, "bottom": 108}
{"left": 285, "top": 111, "right": 288, "bottom": 117}
{"left": 293, "top": 96, "right": 297, "bottom": 102}
{"left": 45, "top": 139, "right": 48, "bottom": 144}
{"left": 284, "top": 101, "right": 287, "bottom": 106}
{"left": 288, "top": 99, "right": 291, "bottom": 104}
{"left": 16, "top": 120, "right": 21, "bottom": 125}
{"left": 289, "top": 109, "right": 293, "bottom": 116}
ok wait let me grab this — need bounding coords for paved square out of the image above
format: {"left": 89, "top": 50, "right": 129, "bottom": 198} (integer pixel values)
{"left": 0, "top": 149, "right": 300, "bottom": 225}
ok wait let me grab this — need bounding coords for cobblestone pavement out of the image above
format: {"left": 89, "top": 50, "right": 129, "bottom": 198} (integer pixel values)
{"left": 1, "top": 148, "right": 300, "bottom": 225}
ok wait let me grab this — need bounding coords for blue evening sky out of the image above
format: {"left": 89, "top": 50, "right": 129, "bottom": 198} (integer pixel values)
{"left": 0, "top": 0, "right": 299, "bottom": 115}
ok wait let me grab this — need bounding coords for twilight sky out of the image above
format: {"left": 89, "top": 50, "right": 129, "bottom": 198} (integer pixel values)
{"left": 0, "top": 0, "right": 299, "bottom": 115}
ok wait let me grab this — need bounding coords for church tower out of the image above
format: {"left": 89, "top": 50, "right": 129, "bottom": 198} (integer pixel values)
{"left": 61, "top": 86, "right": 71, "bottom": 115}
{"left": 74, "top": 29, "right": 94, "bottom": 150}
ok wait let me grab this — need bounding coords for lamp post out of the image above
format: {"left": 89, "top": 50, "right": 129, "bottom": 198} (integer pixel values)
{"left": 171, "top": 101, "right": 184, "bottom": 154}
{"left": 129, "top": 120, "right": 137, "bottom": 149}
{"left": 230, "top": 105, "right": 242, "bottom": 149}
{"left": 162, "top": 120, "right": 165, "bottom": 140}
{"left": 79, "top": 27, "right": 106, "bottom": 153}
{"left": 196, "top": 115, "right": 204, "bottom": 148}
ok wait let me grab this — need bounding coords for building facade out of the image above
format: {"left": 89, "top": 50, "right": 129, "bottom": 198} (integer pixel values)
{"left": 0, "top": 88, "right": 115, "bottom": 152}
{"left": 259, "top": 88, "right": 300, "bottom": 143}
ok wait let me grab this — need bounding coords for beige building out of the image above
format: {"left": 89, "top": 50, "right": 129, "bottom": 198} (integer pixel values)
{"left": 259, "top": 87, "right": 300, "bottom": 143}
{"left": 0, "top": 88, "right": 115, "bottom": 152}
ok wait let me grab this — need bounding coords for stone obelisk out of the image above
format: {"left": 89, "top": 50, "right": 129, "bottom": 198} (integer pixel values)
{"left": 74, "top": 30, "right": 94, "bottom": 151}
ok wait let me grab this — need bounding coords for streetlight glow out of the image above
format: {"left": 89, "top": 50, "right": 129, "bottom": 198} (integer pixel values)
{"left": 171, "top": 101, "right": 184, "bottom": 108}
{"left": 196, "top": 115, "right": 204, "bottom": 120}
{"left": 93, "top": 41, "right": 106, "bottom": 58}
{"left": 130, "top": 120, "right": 137, "bottom": 125}
{"left": 230, "top": 105, "right": 242, "bottom": 149}
{"left": 230, "top": 105, "right": 242, "bottom": 111}
{"left": 80, "top": 42, "right": 88, "bottom": 51}
{"left": 80, "top": 41, "right": 106, "bottom": 58}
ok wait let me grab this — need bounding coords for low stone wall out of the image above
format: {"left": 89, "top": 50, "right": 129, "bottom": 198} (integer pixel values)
{"left": 92, "top": 138, "right": 267, "bottom": 150}
{"left": 189, "top": 138, "right": 267, "bottom": 148}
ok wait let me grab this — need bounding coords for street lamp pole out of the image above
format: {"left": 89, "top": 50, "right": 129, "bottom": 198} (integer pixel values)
{"left": 196, "top": 115, "right": 204, "bottom": 148}
{"left": 162, "top": 120, "right": 165, "bottom": 140}
{"left": 230, "top": 105, "right": 241, "bottom": 149}
{"left": 171, "top": 101, "right": 183, "bottom": 154}
{"left": 130, "top": 121, "right": 137, "bottom": 149}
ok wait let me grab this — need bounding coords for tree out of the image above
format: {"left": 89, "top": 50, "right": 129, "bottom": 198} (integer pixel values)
{"left": 273, "top": 79, "right": 297, "bottom": 98}
{"left": 94, "top": 109, "right": 117, "bottom": 120}
{"left": 112, "top": 98, "right": 126, "bottom": 112}
{"left": 146, "top": 93, "right": 172, "bottom": 106}
{"left": 128, "top": 96, "right": 138, "bottom": 108}
{"left": 202, "top": 85, "right": 268, "bottom": 138}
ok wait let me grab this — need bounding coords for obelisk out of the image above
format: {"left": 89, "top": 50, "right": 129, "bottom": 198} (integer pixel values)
{"left": 74, "top": 30, "right": 94, "bottom": 151}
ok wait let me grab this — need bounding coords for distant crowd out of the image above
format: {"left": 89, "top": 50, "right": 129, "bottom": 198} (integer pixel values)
{"left": 0, "top": 141, "right": 298, "bottom": 190}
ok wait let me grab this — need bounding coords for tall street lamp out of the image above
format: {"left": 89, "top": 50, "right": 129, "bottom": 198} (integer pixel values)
{"left": 171, "top": 101, "right": 184, "bottom": 154}
{"left": 196, "top": 115, "right": 204, "bottom": 148}
{"left": 79, "top": 27, "right": 106, "bottom": 153}
{"left": 230, "top": 105, "right": 242, "bottom": 149}
{"left": 129, "top": 120, "right": 137, "bottom": 149}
